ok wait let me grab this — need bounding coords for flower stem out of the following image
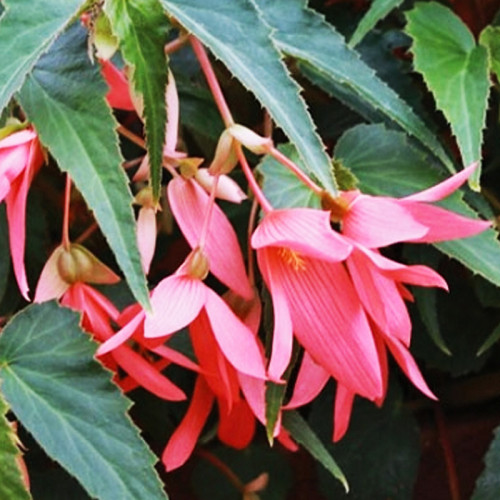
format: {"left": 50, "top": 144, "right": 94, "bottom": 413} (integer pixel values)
{"left": 269, "top": 146, "right": 323, "bottom": 195}
{"left": 196, "top": 448, "right": 246, "bottom": 493}
{"left": 164, "top": 33, "right": 189, "bottom": 55}
{"left": 62, "top": 175, "right": 72, "bottom": 250}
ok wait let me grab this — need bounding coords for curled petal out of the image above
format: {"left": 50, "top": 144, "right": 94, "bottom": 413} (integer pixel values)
{"left": 333, "top": 384, "right": 355, "bottom": 442}
{"left": 34, "top": 246, "right": 70, "bottom": 303}
{"left": 252, "top": 208, "right": 351, "bottom": 262}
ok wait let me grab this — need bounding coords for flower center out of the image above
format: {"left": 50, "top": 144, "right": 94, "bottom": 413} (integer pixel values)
{"left": 278, "top": 248, "right": 306, "bottom": 271}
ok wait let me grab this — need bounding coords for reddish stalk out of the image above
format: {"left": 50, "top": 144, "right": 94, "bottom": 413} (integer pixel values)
{"left": 62, "top": 175, "right": 72, "bottom": 250}
{"left": 196, "top": 448, "right": 246, "bottom": 493}
{"left": 75, "top": 223, "right": 98, "bottom": 245}
{"left": 434, "top": 404, "right": 461, "bottom": 500}
{"left": 164, "top": 33, "right": 189, "bottom": 55}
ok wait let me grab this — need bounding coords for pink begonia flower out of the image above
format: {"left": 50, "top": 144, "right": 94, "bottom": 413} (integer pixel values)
{"left": 100, "top": 60, "right": 135, "bottom": 111}
{"left": 0, "top": 128, "right": 44, "bottom": 299}
{"left": 35, "top": 244, "right": 193, "bottom": 401}
{"left": 252, "top": 208, "right": 385, "bottom": 402}
{"left": 339, "top": 163, "right": 491, "bottom": 248}
{"left": 168, "top": 176, "right": 253, "bottom": 299}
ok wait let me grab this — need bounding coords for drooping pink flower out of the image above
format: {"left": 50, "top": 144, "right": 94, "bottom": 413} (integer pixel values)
{"left": 0, "top": 128, "right": 44, "bottom": 299}
{"left": 251, "top": 208, "right": 384, "bottom": 402}
{"left": 338, "top": 163, "right": 491, "bottom": 248}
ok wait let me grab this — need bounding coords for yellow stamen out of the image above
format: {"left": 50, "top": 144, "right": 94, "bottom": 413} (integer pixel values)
{"left": 278, "top": 248, "right": 306, "bottom": 271}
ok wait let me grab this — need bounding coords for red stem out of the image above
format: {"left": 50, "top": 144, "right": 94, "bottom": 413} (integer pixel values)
{"left": 62, "top": 175, "right": 72, "bottom": 250}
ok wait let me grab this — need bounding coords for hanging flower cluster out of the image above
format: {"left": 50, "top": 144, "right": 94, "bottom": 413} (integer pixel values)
{"left": 1, "top": 33, "right": 490, "bottom": 476}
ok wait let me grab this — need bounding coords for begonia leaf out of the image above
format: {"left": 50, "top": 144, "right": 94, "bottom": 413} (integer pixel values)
{"left": 406, "top": 2, "right": 490, "bottom": 189}
{"left": 259, "top": 143, "right": 321, "bottom": 210}
{"left": 160, "top": 0, "right": 337, "bottom": 194}
{"left": 0, "top": 391, "right": 31, "bottom": 500}
{"left": 0, "top": 301, "right": 167, "bottom": 500}
{"left": 335, "top": 123, "right": 500, "bottom": 287}
{"left": 473, "top": 425, "right": 500, "bottom": 499}
{"left": 253, "top": 0, "right": 453, "bottom": 173}
{"left": 105, "top": 0, "right": 170, "bottom": 201}
{"left": 17, "top": 23, "right": 150, "bottom": 309}
{"left": 480, "top": 25, "right": 500, "bottom": 81}
{"left": 0, "top": 0, "right": 83, "bottom": 113}
{"left": 349, "top": 0, "right": 404, "bottom": 47}
{"left": 283, "top": 410, "right": 348, "bottom": 492}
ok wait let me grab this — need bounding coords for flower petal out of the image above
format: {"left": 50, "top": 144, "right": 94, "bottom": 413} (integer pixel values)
{"left": 383, "top": 335, "right": 437, "bottom": 400}
{"left": 151, "top": 344, "right": 200, "bottom": 372}
{"left": 271, "top": 253, "right": 383, "bottom": 400}
{"left": 97, "top": 310, "right": 145, "bottom": 355}
{"left": 195, "top": 169, "right": 247, "bottom": 203}
{"left": 403, "top": 163, "right": 478, "bottom": 203}
{"left": 342, "top": 195, "right": 428, "bottom": 248}
{"left": 217, "top": 399, "right": 255, "bottom": 449}
{"left": 204, "top": 288, "right": 267, "bottom": 379}
{"left": 144, "top": 274, "right": 206, "bottom": 338}
{"left": 100, "top": 60, "right": 135, "bottom": 111}
{"left": 252, "top": 208, "right": 351, "bottom": 262}
{"left": 162, "top": 376, "right": 214, "bottom": 471}
{"left": 285, "top": 352, "right": 330, "bottom": 409}
{"left": 333, "top": 384, "right": 355, "bottom": 442}
{"left": 400, "top": 202, "right": 491, "bottom": 243}
{"left": 168, "top": 177, "right": 253, "bottom": 299}
{"left": 34, "top": 245, "right": 70, "bottom": 302}
{"left": 137, "top": 206, "right": 157, "bottom": 274}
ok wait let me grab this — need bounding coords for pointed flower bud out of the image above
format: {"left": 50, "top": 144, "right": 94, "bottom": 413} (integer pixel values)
{"left": 208, "top": 129, "right": 238, "bottom": 175}
{"left": 228, "top": 124, "right": 273, "bottom": 155}
{"left": 195, "top": 168, "right": 247, "bottom": 203}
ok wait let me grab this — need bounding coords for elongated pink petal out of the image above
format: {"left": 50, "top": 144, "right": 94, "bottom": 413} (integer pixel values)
{"left": 403, "top": 163, "right": 477, "bottom": 202}
{"left": 162, "top": 376, "right": 214, "bottom": 471}
{"left": 80, "top": 283, "right": 120, "bottom": 322}
{"left": 145, "top": 274, "right": 206, "bottom": 338}
{"left": 112, "top": 345, "right": 186, "bottom": 401}
{"left": 252, "top": 208, "right": 351, "bottom": 262}
{"left": 238, "top": 373, "right": 267, "bottom": 426}
{"left": 333, "top": 384, "right": 355, "bottom": 442}
{"left": 0, "top": 146, "right": 29, "bottom": 201}
{"left": 342, "top": 195, "right": 428, "bottom": 248}
{"left": 97, "top": 310, "right": 145, "bottom": 355}
{"left": 355, "top": 245, "right": 448, "bottom": 290}
{"left": 204, "top": 288, "right": 267, "bottom": 379}
{"left": 383, "top": 335, "right": 436, "bottom": 400}
{"left": 100, "top": 60, "right": 135, "bottom": 111}
{"left": 168, "top": 177, "right": 253, "bottom": 299}
{"left": 0, "top": 129, "right": 37, "bottom": 149}
{"left": 151, "top": 344, "right": 200, "bottom": 372}
{"left": 269, "top": 251, "right": 383, "bottom": 400}
{"left": 347, "top": 248, "right": 411, "bottom": 345}
{"left": 165, "top": 70, "right": 180, "bottom": 154}
{"left": 259, "top": 249, "right": 294, "bottom": 381}
{"left": 285, "top": 352, "right": 330, "bottom": 409}
{"left": 217, "top": 399, "right": 255, "bottom": 449}
{"left": 34, "top": 246, "right": 70, "bottom": 302}
{"left": 137, "top": 206, "right": 157, "bottom": 274}
{"left": 400, "top": 202, "right": 491, "bottom": 243}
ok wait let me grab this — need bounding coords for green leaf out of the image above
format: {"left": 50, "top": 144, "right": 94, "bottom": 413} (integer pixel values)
{"left": 334, "top": 123, "right": 500, "bottom": 287}
{"left": 0, "top": 0, "right": 83, "bottom": 113}
{"left": 0, "top": 391, "right": 31, "bottom": 500}
{"left": 283, "top": 410, "right": 348, "bottom": 492}
{"left": 265, "top": 381, "right": 287, "bottom": 445}
{"left": 160, "top": 0, "right": 337, "bottom": 194}
{"left": 477, "top": 322, "right": 500, "bottom": 356}
{"left": 259, "top": 143, "right": 321, "bottom": 210}
{"left": 17, "top": 24, "right": 150, "bottom": 309}
{"left": 472, "top": 425, "right": 500, "bottom": 499}
{"left": 480, "top": 26, "right": 500, "bottom": 82}
{"left": 0, "top": 302, "right": 168, "bottom": 500}
{"left": 406, "top": 2, "right": 490, "bottom": 189}
{"left": 253, "top": 0, "right": 453, "bottom": 173}
{"left": 349, "top": 0, "right": 404, "bottom": 47}
{"left": 105, "top": 0, "right": 170, "bottom": 201}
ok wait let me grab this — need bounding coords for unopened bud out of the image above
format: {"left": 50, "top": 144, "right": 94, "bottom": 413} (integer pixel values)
{"left": 208, "top": 129, "right": 238, "bottom": 175}
{"left": 195, "top": 168, "right": 247, "bottom": 203}
{"left": 186, "top": 247, "right": 210, "bottom": 280}
{"left": 228, "top": 124, "right": 273, "bottom": 155}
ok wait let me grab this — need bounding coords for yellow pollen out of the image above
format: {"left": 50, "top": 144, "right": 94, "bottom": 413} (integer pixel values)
{"left": 278, "top": 248, "right": 306, "bottom": 271}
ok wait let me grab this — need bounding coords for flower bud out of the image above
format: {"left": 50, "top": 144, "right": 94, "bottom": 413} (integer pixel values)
{"left": 208, "top": 129, "right": 238, "bottom": 175}
{"left": 195, "top": 168, "right": 247, "bottom": 203}
{"left": 186, "top": 247, "right": 210, "bottom": 280}
{"left": 228, "top": 124, "right": 273, "bottom": 155}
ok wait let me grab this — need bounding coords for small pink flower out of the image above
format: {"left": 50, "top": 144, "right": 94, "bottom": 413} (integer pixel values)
{"left": 0, "top": 128, "right": 44, "bottom": 299}
{"left": 252, "top": 208, "right": 384, "bottom": 401}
